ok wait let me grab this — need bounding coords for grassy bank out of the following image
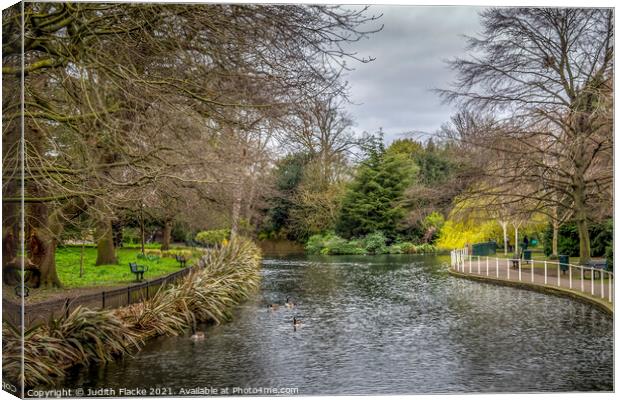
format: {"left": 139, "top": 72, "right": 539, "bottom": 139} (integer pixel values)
{"left": 2, "top": 238, "right": 262, "bottom": 388}
{"left": 55, "top": 246, "right": 199, "bottom": 288}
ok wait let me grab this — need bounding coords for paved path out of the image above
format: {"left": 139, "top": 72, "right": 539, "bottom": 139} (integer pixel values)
{"left": 453, "top": 256, "right": 614, "bottom": 304}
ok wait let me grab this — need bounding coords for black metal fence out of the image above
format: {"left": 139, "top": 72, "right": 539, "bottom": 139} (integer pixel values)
{"left": 2, "top": 266, "right": 195, "bottom": 328}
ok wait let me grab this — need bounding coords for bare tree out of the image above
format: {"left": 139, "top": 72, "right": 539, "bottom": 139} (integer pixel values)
{"left": 440, "top": 8, "right": 613, "bottom": 263}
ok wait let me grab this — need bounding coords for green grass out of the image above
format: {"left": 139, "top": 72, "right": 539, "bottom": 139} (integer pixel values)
{"left": 55, "top": 246, "right": 187, "bottom": 288}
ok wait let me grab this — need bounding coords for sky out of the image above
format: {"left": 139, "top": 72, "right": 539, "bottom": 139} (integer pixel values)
{"left": 342, "top": 6, "right": 484, "bottom": 143}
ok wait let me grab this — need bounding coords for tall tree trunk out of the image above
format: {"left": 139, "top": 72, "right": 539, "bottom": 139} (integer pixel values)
{"left": 575, "top": 211, "right": 590, "bottom": 265}
{"left": 230, "top": 188, "right": 242, "bottom": 239}
{"left": 28, "top": 203, "right": 65, "bottom": 288}
{"left": 514, "top": 225, "right": 519, "bottom": 254}
{"left": 161, "top": 219, "right": 172, "bottom": 250}
{"left": 95, "top": 217, "right": 117, "bottom": 265}
{"left": 499, "top": 221, "right": 508, "bottom": 255}
{"left": 552, "top": 221, "right": 559, "bottom": 257}
{"left": 573, "top": 173, "right": 591, "bottom": 263}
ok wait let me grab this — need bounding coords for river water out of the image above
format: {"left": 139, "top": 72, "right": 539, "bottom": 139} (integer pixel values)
{"left": 62, "top": 254, "right": 613, "bottom": 394}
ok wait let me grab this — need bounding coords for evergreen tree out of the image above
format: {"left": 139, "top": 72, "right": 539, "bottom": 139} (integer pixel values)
{"left": 336, "top": 135, "right": 416, "bottom": 239}
{"left": 263, "top": 153, "right": 308, "bottom": 237}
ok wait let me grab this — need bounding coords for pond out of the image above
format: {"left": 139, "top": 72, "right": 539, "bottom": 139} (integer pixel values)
{"left": 62, "top": 254, "right": 613, "bottom": 394}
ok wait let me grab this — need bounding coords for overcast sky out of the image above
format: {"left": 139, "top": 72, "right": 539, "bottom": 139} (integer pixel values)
{"left": 342, "top": 6, "right": 484, "bottom": 143}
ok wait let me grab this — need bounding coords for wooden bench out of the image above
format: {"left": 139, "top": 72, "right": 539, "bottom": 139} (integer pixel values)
{"left": 129, "top": 262, "right": 148, "bottom": 281}
{"left": 175, "top": 255, "right": 187, "bottom": 268}
{"left": 583, "top": 259, "right": 608, "bottom": 280}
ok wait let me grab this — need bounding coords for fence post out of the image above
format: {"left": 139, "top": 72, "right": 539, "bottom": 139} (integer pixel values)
{"left": 580, "top": 268, "right": 584, "bottom": 292}
{"left": 569, "top": 265, "right": 572, "bottom": 289}
{"left": 496, "top": 258, "right": 499, "bottom": 278}
{"left": 609, "top": 273, "right": 612, "bottom": 302}
{"left": 469, "top": 255, "right": 472, "bottom": 273}
{"left": 507, "top": 259, "right": 510, "bottom": 279}
{"left": 531, "top": 260, "right": 534, "bottom": 282}
{"left": 518, "top": 259, "right": 522, "bottom": 281}
{"left": 127, "top": 286, "right": 131, "bottom": 305}
{"left": 477, "top": 256, "right": 481, "bottom": 274}
{"left": 601, "top": 271, "right": 604, "bottom": 299}
{"left": 102, "top": 291, "right": 106, "bottom": 309}
{"left": 557, "top": 263, "right": 560, "bottom": 287}
{"left": 486, "top": 257, "right": 489, "bottom": 276}
{"left": 544, "top": 261, "right": 547, "bottom": 285}
{"left": 591, "top": 268, "right": 594, "bottom": 295}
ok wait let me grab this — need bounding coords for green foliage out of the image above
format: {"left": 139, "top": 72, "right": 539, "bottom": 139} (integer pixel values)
{"left": 306, "top": 232, "right": 364, "bottom": 255}
{"left": 305, "top": 231, "right": 437, "bottom": 255}
{"left": 363, "top": 231, "right": 388, "bottom": 254}
{"left": 122, "top": 227, "right": 141, "bottom": 245}
{"left": 543, "top": 220, "right": 612, "bottom": 257}
{"left": 605, "top": 245, "right": 613, "bottom": 272}
{"left": 423, "top": 211, "right": 445, "bottom": 230}
{"left": 337, "top": 135, "right": 416, "bottom": 239}
{"left": 262, "top": 153, "right": 309, "bottom": 239}
{"left": 195, "top": 229, "right": 230, "bottom": 246}
{"left": 590, "top": 218, "right": 613, "bottom": 257}
{"left": 413, "top": 139, "right": 454, "bottom": 186}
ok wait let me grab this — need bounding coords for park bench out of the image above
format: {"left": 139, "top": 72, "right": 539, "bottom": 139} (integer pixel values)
{"left": 129, "top": 262, "right": 148, "bottom": 281}
{"left": 582, "top": 259, "right": 608, "bottom": 280}
{"left": 511, "top": 249, "right": 532, "bottom": 269}
{"left": 175, "top": 255, "right": 187, "bottom": 268}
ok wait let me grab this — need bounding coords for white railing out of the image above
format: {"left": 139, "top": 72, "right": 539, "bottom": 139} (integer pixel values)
{"left": 450, "top": 249, "right": 614, "bottom": 304}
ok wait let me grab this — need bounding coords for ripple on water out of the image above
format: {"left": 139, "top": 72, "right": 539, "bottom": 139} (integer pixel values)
{"left": 61, "top": 254, "right": 613, "bottom": 394}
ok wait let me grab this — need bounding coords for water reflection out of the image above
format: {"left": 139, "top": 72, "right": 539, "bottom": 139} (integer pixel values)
{"left": 62, "top": 254, "right": 613, "bottom": 394}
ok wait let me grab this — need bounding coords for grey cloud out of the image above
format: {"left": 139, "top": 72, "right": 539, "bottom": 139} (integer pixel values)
{"left": 342, "top": 6, "right": 484, "bottom": 143}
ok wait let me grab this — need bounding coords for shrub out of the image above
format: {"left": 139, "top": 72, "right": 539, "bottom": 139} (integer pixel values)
{"left": 330, "top": 239, "right": 366, "bottom": 255}
{"left": 416, "top": 243, "right": 437, "bottom": 254}
{"left": 305, "top": 232, "right": 366, "bottom": 255}
{"left": 605, "top": 245, "right": 613, "bottom": 272}
{"left": 5, "top": 237, "right": 261, "bottom": 388}
{"left": 305, "top": 232, "right": 332, "bottom": 254}
{"left": 363, "top": 231, "right": 388, "bottom": 254}
{"left": 195, "top": 229, "right": 230, "bottom": 246}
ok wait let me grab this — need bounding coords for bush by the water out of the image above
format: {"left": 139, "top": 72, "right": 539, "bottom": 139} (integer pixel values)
{"left": 3, "top": 238, "right": 261, "bottom": 388}
{"left": 306, "top": 231, "right": 437, "bottom": 255}
{"left": 195, "top": 229, "right": 230, "bottom": 246}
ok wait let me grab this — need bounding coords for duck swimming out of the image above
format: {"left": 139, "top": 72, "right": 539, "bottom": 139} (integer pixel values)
{"left": 285, "top": 297, "right": 296, "bottom": 308}
{"left": 269, "top": 303, "right": 280, "bottom": 310}
{"left": 293, "top": 316, "right": 302, "bottom": 327}
{"left": 190, "top": 321, "right": 205, "bottom": 340}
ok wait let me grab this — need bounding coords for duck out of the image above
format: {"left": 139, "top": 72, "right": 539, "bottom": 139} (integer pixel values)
{"left": 268, "top": 303, "right": 280, "bottom": 311}
{"left": 190, "top": 322, "right": 205, "bottom": 340}
{"left": 285, "top": 297, "right": 296, "bottom": 308}
{"left": 293, "top": 316, "right": 303, "bottom": 327}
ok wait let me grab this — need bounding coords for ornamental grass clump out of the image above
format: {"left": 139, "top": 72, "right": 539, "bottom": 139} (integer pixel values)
{"left": 2, "top": 237, "right": 261, "bottom": 389}
{"left": 3, "top": 307, "right": 137, "bottom": 388}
